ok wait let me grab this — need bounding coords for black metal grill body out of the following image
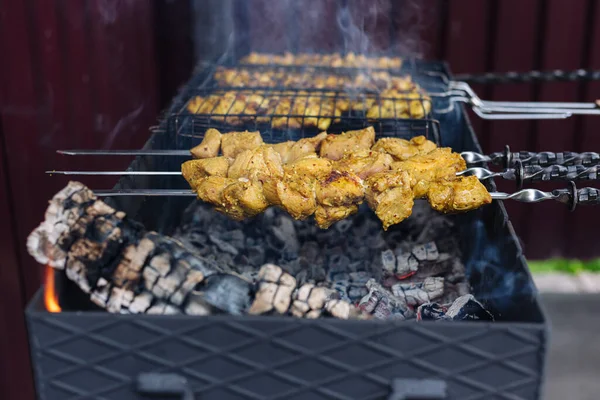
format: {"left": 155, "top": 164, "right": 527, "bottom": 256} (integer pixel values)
{"left": 26, "top": 61, "right": 548, "bottom": 400}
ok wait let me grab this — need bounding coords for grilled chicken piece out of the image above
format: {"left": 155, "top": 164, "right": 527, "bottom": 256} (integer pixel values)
{"left": 316, "top": 170, "right": 364, "bottom": 207}
{"left": 181, "top": 157, "right": 230, "bottom": 188}
{"left": 320, "top": 126, "right": 376, "bottom": 161}
{"left": 274, "top": 154, "right": 334, "bottom": 220}
{"left": 276, "top": 174, "right": 317, "bottom": 220}
{"left": 271, "top": 132, "right": 328, "bottom": 163}
{"left": 195, "top": 176, "right": 234, "bottom": 205}
{"left": 365, "top": 171, "right": 414, "bottom": 230}
{"left": 314, "top": 170, "right": 364, "bottom": 228}
{"left": 221, "top": 131, "right": 264, "bottom": 158}
{"left": 227, "top": 146, "right": 284, "bottom": 204}
{"left": 372, "top": 136, "right": 437, "bottom": 161}
{"left": 393, "top": 148, "right": 467, "bottom": 197}
{"left": 195, "top": 176, "right": 268, "bottom": 220}
{"left": 427, "top": 176, "right": 492, "bottom": 213}
{"left": 220, "top": 179, "right": 269, "bottom": 220}
{"left": 314, "top": 204, "right": 359, "bottom": 229}
{"left": 190, "top": 129, "right": 223, "bottom": 159}
{"left": 335, "top": 149, "right": 394, "bottom": 179}
{"left": 285, "top": 155, "right": 334, "bottom": 179}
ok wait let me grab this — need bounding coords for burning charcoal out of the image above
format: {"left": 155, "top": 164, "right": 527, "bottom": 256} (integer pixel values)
{"left": 445, "top": 258, "right": 467, "bottom": 283}
{"left": 331, "top": 280, "right": 352, "bottom": 302}
{"left": 272, "top": 215, "right": 300, "bottom": 254}
{"left": 334, "top": 219, "right": 353, "bottom": 234}
{"left": 324, "top": 299, "right": 367, "bottom": 320}
{"left": 444, "top": 294, "right": 494, "bottom": 321}
{"left": 393, "top": 249, "right": 419, "bottom": 279}
{"left": 245, "top": 245, "right": 266, "bottom": 266}
{"left": 300, "top": 241, "right": 320, "bottom": 263}
{"left": 381, "top": 249, "right": 396, "bottom": 273}
{"left": 290, "top": 283, "right": 337, "bottom": 318}
{"left": 199, "top": 274, "right": 253, "bottom": 315}
{"left": 366, "top": 232, "right": 387, "bottom": 250}
{"left": 328, "top": 252, "right": 351, "bottom": 276}
{"left": 147, "top": 302, "right": 182, "bottom": 315}
{"left": 439, "top": 281, "right": 470, "bottom": 305}
{"left": 209, "top": 234, "right": 239, "bottom": 256}
{"left": 358, "top": 279, "right": 414, "bottom": 320}
{"left": 416, "top": 303, "right": 447, "bottom": 321}
{"left": 391, "top": 277, "right": 445, "bottom": 307}
{"left": 249, "top": 264, "right": 296, "bottom": 315}
{"left": 27, "top": 182, "right": 253, "bottom": 317}
{"left": 220, "top": 229, "right": 246, "bottom": 250}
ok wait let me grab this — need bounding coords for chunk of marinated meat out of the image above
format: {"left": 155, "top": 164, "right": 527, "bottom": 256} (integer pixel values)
{"left": 220, "top": 179, "right": 269, "bottom": 220}
{"left": 285, "top": 155, "right": 333, "bottom": 179}
{"left": 427, "top": 176, "right": 492, "bottom": 213}
{"left": 316, "top": 170, "right": 365, "bottom": 208}
{"left": 335, "top": 149, "right": 394, "bottom": 179}
{"left": 276, "top": 174, "right": 317, "bottom": 220}
{"left": 227, "top": 146, "right": 284, "bottom": 205}
{"left": 314, "top": 204, "right": 359, "bottom": 229}
{"left": 393, "top": 148, "right": 467, "bottom": 197}
{"left": 319, "top": 126, "right": 376, "bottom": 160}
{"left": 271, "top": 132, "right": 328, "bottom": 163}
{"left": 195, "top": 176, "right": 235, "bottom": 205}
{"left": 181, "top": 157, "right": 230, "bottom": 188}
{"left": 190, "top": 128, "right": 223, "bottom": 159}
{"left": 365, "top": 171, "right": 414, "bottom": 230}
{"left": 220, "top": 131, "right": 264, "bottom": 158}
{"left": 371, "top": 135, "right": 437, "bottom": 161}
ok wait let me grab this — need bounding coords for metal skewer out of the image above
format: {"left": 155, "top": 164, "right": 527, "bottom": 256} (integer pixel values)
{"left": 90, "top": 185, "right": 600, "bottom": 210}
{"left": 57, "top": 149, "right": 190, "bottom": 156}
{"left": 57, "top": 148, "right": 600, "bottom": 169}
{"left": 45, "top": 168, "right": 507, "bottom": 179}
{"left": 47, "top": 164, "right": 600, "bottom": 184}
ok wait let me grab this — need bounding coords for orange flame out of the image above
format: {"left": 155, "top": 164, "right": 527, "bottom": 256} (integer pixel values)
{"left": 45, "top": 265, "right": 61, "bottom": 313}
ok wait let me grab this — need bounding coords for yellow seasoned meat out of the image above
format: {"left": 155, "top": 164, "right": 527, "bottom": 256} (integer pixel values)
{"left": 220, "top": 130, "right": 264, "bottom": 158}
{"left": 427, "top": 176, "right": 492, "bottom": 213}
{"left": 276, "top": 174, "right": 317, "bottom": 220}
{"left": 393, "top": 148, "right": 467, "bottom": 197}
{"left": 335, "top": 149, "right": 394, "bottom": 180}
{"left": 285, "top": 156, "right": 333, "bottom": 179}
{"left": 320, "top": 126, "right": 376, "bottom": 161}
{"left": 364, "top": 171, "right": 414, "bottom": 231}
{"left": 220, "top": 179, "right": 269, "bottom": 220}
{"left": 316, "top": 170, "right": 364, "bottom": 208}
{"left": 371, "top": 135, "right": 437, "bottom": 161}
{"left": 180, "top": 127, "right": 491, "bottom": 231}
{"left": 314, "top": 204, "right": 360, "bottom": 229}
{"left": 227, "top": 146, "right": 284, "bottom": 205}
{"left": 181, "top": 157, "right": 230, "bottom": 188}
{"left": 271, "top": 132, "right": 328, "bottom": 163}
{"left": 195, "top": 176, "right": 235, "bottom": 205}
{"left": 190, "top": 128, "right": 223, "bottom": 159}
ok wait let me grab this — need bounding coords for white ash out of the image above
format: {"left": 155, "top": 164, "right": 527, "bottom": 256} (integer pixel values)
{"left": 391, "top": 277, "right": 445, "bottom": 306}
{"left": 358, "top": 279, "right": 414, "bottom": 320}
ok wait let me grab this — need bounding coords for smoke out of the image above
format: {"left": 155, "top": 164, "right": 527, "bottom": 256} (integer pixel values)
{"left": 191, "top": 0, "right": 426, "bottom": 62}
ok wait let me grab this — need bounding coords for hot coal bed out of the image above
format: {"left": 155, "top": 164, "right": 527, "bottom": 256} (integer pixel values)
{"left": 26, "top": 60, "right": 548, "bottom": 400}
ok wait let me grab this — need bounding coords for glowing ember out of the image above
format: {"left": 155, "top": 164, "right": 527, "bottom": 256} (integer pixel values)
{"left": 44, "top": 266, "right": 61, "bottom": 313}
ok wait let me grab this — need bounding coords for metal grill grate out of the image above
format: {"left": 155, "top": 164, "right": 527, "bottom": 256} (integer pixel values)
{"left": 171, "top": 88, "right": 438, "bottom": 143}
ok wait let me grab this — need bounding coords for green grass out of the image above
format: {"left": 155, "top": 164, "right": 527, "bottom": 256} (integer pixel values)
{"left": 528, "top": 259, "right": 600, "bottom": 274}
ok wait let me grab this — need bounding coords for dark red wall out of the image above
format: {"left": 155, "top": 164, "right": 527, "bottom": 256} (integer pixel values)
{"left": 1, "top": 1, "right": 600, "bottom": 398}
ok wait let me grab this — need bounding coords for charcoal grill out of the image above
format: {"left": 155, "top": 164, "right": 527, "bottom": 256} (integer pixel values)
{"left": 25, "top": 59, "right": 549, "bottom": 400}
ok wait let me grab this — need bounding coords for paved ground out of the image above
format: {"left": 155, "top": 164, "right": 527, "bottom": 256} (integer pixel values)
{"left": 541, "top": 293, "right": 600, "bottom": 400}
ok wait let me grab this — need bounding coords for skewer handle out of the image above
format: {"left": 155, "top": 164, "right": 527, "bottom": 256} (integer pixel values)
{"left": 574, "top": 187, "right": 600, "bottom": 206}
{"left": 490, "top": 149, "right": 600, "bottom": 168}
{"left": 521, "top": 165, "right": 600, "bottom": 183}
